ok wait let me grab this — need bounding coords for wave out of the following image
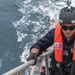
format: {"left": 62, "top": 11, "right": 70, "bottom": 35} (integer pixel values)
{"left": 13, "top": 0, "right": 75, "bottom": 69}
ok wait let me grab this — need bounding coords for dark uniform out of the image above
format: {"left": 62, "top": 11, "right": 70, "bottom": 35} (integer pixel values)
{"left": 27, "top": 6, "right": 75, "bottom": 75}
{"left": 30, "top": 29, "right": 75, "bottom": 75}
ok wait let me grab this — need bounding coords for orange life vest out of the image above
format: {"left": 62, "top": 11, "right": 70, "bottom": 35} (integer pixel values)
{"left": 54, "top": 23, "right": 75, "bottom": 62}
{"left": 40, "top": 69, "right": 45, "bottom": 73}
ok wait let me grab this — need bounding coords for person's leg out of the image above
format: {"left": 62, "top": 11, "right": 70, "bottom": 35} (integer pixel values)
{"left": 70, "top": 61, "right": 75, "bottom": 75}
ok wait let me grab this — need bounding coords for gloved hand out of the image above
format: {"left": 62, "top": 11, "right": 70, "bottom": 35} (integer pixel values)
{"left": 27, "top": 53, "right": 37, "bottom": 65}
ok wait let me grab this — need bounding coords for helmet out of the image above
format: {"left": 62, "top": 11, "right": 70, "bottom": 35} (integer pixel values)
{"left": 42, "top": 66, "right": 45, "bottom": 69}
{"left": 59, "top": 6, "right": 75, "bottom": 24}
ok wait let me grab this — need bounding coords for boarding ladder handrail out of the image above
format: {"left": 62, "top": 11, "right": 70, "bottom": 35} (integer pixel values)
{"left": 2, "top": 48, "right": 53, "bottom": 75}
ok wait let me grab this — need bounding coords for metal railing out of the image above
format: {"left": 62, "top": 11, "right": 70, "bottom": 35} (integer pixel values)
{"left": 2, "top": 48, "right": 53, "bottom": 75}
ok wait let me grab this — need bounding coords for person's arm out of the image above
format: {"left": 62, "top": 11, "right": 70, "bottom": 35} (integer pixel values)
{"left": 30, "top": 29, "right": 55, "bottom": 55}
{"left": 27, "top": 29, "right": 55, "bottom": 65}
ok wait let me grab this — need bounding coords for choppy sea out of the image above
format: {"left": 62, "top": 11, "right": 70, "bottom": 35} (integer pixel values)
{"left": 0, "top": 0, "right": 75, "bottom": 75}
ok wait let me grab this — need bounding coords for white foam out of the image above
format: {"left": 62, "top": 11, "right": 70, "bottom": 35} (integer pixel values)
{"left": 17, "top": 31, "right": 28, "bottom": 42}
{"left": 0, "top": 59, "right": 2, "bottom": 67}
{"left": 24, "top": 0, "right": 32, "bottom": 4}
{"left": 14, "top": 0, "right": 61, "bottom": 63}
{"left": 13, "top": 0, "right": 75, "bottom": 63}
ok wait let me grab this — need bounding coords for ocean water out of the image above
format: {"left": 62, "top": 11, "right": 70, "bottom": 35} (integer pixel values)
{"left": 0, "top": 0, "right": 23, "bottom": 74}
{"left": 0, "top": 0, "right": 75, "bottom": 75}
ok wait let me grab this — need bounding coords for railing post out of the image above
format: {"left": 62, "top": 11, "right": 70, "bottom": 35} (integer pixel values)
{"left": 45, "top": 56, "right": 49, "bottom": 75}
{"left": 2, "top": 49, "right": 53, "bottom": 75}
